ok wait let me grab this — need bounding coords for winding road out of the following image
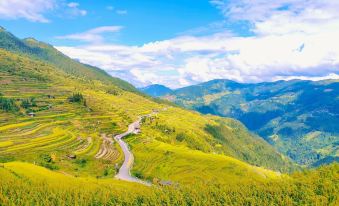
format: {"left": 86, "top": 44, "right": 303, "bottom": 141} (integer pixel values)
{"left": 114, "top": 116, "right": 152, "bottom": 186}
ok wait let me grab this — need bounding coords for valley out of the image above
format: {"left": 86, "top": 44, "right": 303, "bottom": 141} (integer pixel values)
{"left": 146, "top": 79, "right": 339, "bottom": 167}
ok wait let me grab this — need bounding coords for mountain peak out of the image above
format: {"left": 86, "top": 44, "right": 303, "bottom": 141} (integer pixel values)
{"left": 139, "top": 84, "right": 172, "bottom": 97}
{"left": 23, "top": 37, "right": 39, "bottom": 43}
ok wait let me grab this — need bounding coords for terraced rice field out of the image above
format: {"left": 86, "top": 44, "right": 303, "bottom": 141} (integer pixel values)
{"left": 95, "top": 134, "right": 121, "bottom": 161}
{"left": 0, "top": 103, "right": 125, "bottom": 176}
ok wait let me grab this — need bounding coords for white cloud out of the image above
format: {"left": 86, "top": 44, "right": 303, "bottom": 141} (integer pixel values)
{"left": 56, "top": 0, "right": 339, "bottom": 88}
{"left": 56, "top": 29, "right": 339, "bottom": 88}
{"left": 106, "top": 6, "right": 114, "bottom": 11}
{"left": 56, "top": 26, "right": 123, "bottom": 43}
{"left": 211, "top": 0, "right": 339, "bottom": 35}
{"left": 66, "top": 1, "right": 87, "bottom": 17}
{"left": 272, "top": 73, "right": 339, "bottom": 82}
{"left": 0, "top": 0, "right": 56, "bottom": 22}
{"left": 116, "top": 10, "right": 127, "bottom": 15}
{"left": 105, "top": 6, "right": 127, "bottom": 15}
{"left": 0, "top": 0, "right": 88, "bottom": 22}
{"left": 67, "top": 2, "right": 79, "bottom": 8}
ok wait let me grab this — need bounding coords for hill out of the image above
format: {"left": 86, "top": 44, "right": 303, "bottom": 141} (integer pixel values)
{"left": 139, "top": 84, "right": 172, "bottom": 97}
{"left": 0, "top": 46, "right": 295, "bottom": 173}
{"left": 163, "top": 79, "right": 339, "bottom": 166}
{"left": 0, "top": 28, "right": 337, "bottom": 205}
{"left": 0, "top": 28, "right": 136, "bottom": 92}
{"left": 0, "top": 27, "right": 295, "bottom": 173}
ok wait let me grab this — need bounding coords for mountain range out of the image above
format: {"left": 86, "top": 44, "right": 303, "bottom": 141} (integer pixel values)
{"left": 141, "top": 79, "right": 339, "bottom": 167}
{"left": 0, "top": 27, "right": 338, "bottom": 205}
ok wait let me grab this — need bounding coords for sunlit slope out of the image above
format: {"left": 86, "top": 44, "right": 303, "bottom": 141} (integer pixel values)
{"left": 0, "top": 48, "right": 160, "bottom": 177}
{"left": 130, "top": 139, "right": 282, "bottom": 184}
{"left": 0, "top": 47, "right": 294, "bottom": 174}
{"left": 0, "top": 27, "right": 136, "bottom": 92}
{"left": 0, "top": 162, "right": 152, "bottom": 205}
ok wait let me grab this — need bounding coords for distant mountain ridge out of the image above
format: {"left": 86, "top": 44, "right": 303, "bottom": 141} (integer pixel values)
{"left": 139, "top": 84, "right": 172, "bottom": 97}
{"left": 161, "top": 79, "right": 339, "bottom": 167}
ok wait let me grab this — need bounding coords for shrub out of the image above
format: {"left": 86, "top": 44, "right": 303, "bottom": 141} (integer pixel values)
{"left": 75, "top": 158, "right": 87, "bottom": 168}
{"left": 68, "top": 93, "right": 84, "bottom": 103}
{"left": 40, "top": 154, "right": 52, "bottom": 163}
{"left": 176, "top": 133, "right": 186, "bottom": 142}
{"left": 133, "top": 171, "right": 144, "bottom": 179}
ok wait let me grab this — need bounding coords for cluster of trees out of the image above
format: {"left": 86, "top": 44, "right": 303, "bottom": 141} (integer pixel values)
{"left": 20, "top": 97, "right": 37, "bottom": 109}
{"left": 0, "top": 93, "right": 52, "bottom": 114}
{"left": 175, "top": 133, "right": 187, "bottom": 142}
{"left": 68, "top": 93, "right": 84, "bottom": 103}
{"left": 0, "top": 94, "right": 17, "bottom": 112}
{"left": 68, "top": 93, "right": 87, "bottom": 107}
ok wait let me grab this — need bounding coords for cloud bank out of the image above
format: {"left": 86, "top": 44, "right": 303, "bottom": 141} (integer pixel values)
{"left": 0, "top": 0, "right": 87, "bottom": 22}
{"left": 54, "top": 0, "right": 339, "bottom": 88}
{"left": 0, "top": 0, "right": 56, "bottom": 22}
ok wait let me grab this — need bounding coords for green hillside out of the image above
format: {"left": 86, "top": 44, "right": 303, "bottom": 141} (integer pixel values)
{"left": 0, "top": 28, "right": 136, "bottom": 92}
{"left": 0, "top": 48, "right": 293, "bottom": 173}
{"left": 163, "top": 79, "right": 339, "bottom": 167}
{"left": 0, "top": 30, "right": 337, "bottom": 205}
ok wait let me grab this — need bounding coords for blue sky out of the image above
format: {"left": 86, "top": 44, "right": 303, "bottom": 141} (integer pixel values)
{"left": 1, "top": 0, "right": 339, "bottom": 88}
{"left": 0, "top": 0, "right": 225, "bottom": 46}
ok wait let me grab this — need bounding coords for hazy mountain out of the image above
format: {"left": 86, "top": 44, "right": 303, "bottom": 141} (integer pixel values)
{"left": 139, "top": 84, "right": 172, "bottom": 97}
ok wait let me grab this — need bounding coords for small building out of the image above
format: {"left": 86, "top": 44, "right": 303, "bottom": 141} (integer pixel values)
{"left": 66, "top": 154, "right": 76, "bottom": 159}
{"left": 28, "top": 112, "right": 35, "bottom": 117}
{"left": 159, "top": 180, "right": 172, "bottom": 186}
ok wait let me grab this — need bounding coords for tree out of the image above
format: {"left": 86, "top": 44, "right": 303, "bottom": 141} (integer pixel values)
{"left": 0, "top": 96, "right": 18, "bottom": 112}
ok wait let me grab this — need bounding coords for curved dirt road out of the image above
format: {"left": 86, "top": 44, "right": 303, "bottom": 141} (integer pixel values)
{"left": 114, "top": 117, "right": 151, "bottom": 186}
